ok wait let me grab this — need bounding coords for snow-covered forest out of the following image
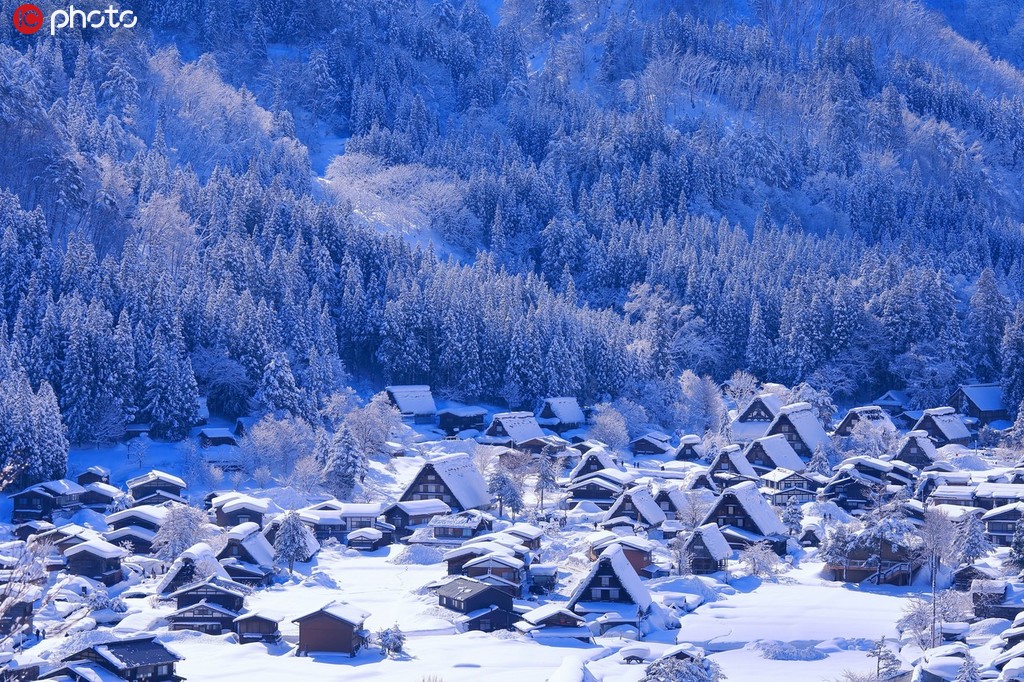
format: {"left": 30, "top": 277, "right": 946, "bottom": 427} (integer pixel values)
{"left": 2, "top": 0, "right": 1024, "bottom": 476}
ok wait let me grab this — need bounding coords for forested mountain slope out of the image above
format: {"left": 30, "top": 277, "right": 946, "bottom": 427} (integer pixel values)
{"left": 2, "top": 0, "right": 1024, "bottom": 478}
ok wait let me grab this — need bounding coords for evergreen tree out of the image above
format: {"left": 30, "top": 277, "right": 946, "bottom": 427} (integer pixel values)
{"left": 255, "top": 352, "right": 306, "bottom": 418}
{"left": 32, "top": 381, "right": 69, "bottom": 481}
{"left": 274, "top": 510, "right": 311, "bottom": 573}
{"left": 535, "top": 448, "right": 559, "bottom": 512}
{"left": 1008, "top": 519, "right": 1024, "bottom": 570}
{"left": 866, "top": 636, "right": 902, "bottom": 681}
{"left": 1001, "top": 306, "right": 1024, "bottom": 418}
{"left": 953, "top": 513, "right": 993, "bottom": 566}
{"left": 487, "top": 466, "right": 522, "bottom": 518}
{"left": 144, "top": 327, "right": 199, "bottom": 440}
{"left": 953, "top": 652, "right": 982, "bottom": 682}
{"left": 782, "top": 497, "right": 803, "bottom": 537}
{"left": 322, "top": 424, "right": 364, "bottom": 500}
{"left": 968, "top": 268, "right": 1009, "bottom": 380}
{"left": 806, "top": 442, "right": 833, "bottom": 476}
{"left": 376, "top": 624, "right": 406, "bottom": 657}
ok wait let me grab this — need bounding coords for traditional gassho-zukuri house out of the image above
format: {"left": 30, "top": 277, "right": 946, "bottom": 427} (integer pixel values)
{"left": 398, "top": 453, "right": 491, "bottom": 512}
{"left": 764, "top": 402, "right": 830, "bottom": 460}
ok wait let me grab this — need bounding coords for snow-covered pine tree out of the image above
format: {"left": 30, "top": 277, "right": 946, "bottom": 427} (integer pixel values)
{"left": 953, "top": 513, "right": 993, "bottom": 566}
{"left": 487, "top": 466, "right": 522, "bottom": 518}
{"left": 1001, "top": 306, "right": 1024, "bottom": 418}
{"left": 32, "top": 380, "right": 69, "bottom": 481}
{"left": 968, "top": 268, "right": 1009, "bottom": 380}
{"left": 255, "top": 351, "right": 306, "bottom": 419}
{"left": 144, "top": 326, "right": 199, "bottom": 440}
{"left": 321, "top": 424, "right": 364, "bottom": 500}
{"left": 782, "top": 497, "right": 803, "bottom": 536}
{"left": 376, "top": 624, "right": 405, "bottom": 657}
{"left": 274, "top": 510, "right": 310, "bottom": 574}
{"left": 953, "top": 652, "right": 982, "bottom": 682}
{"left": 151, "top": 504, "right": 209, "bottom": 561}
{"left": 866, "top": 636, "right": 902, "bottom": 680}
{"left": 1008, "top": 519, "right": 1024, "bottom": 570}
{"left": 806, "top": 442, "right": 833, "bottom": 476}
{"left": 535, "top": 448, "right": 559, "bottom": 511}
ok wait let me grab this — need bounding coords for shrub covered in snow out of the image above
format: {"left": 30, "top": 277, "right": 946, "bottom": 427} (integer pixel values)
{"left": 756, "top": 640, "right": 827, "bottom": 661}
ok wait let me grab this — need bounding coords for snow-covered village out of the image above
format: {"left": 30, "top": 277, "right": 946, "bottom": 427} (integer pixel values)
{"left": 6, "top": 0, "right": 1024, "bottom": 681}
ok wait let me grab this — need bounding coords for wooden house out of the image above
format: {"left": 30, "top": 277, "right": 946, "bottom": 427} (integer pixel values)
{"left": 601, "top": 486, "right": 666, "bottom": 529}
{"left": 216, "top": 522, "right": 276, "bottom": 582}
{"left": 64, "top": 538, "right": 126, "bottom": 586}
{"left": 76, "top": 466, "right": 110, "bottom": 487}
{"left": 0, "top": 589, "right": 37, "bottom": 638}
{"left": 674, "top": 435, "right": 705, "bottom": 461}
{"left": 536, "top": 397, "right": 585, "bottom": 433}
{"left": 479, "top": 412, "right": 545, "bottom": 447}
{"left": 912, "top": 407, "right": 971, "bottom": 447}
{"left": 385, "top": 385, "right": 437, "bottom": 424}
{"left": 126, "top": 470, "right": 187, "bottom": 507}
{"left": 58, "top": 636, "right": 182, "bottom": 682}
{"left": 708, "top": 444, "right": 758, "bottom": 486}
{"left": 744, "top": 435, "right": 806, "bottom": 475}
{"left": 972, "top": 580, "right": 1023, "bottom": 620}
{"left": 829, "top": 537, "right": 919, "bottom": 585}
{"left": 442, "top": 542, "right": 517, "bottom": 576}
{"left": 832, "top": 405, "right": 896, "bottom": 438}
{"left": 428, "top": 510, "right": 492, "bottom": 541}
{"left": 684, "top": 523, "right": 732, "bottom": 574}
{"left": 953, "top": 563, "right": 1001, "bottom": 592}
{"left": 211, "top": 493, "right": 270, "bottom": 529}
{"left": 171, "top": 577, "right": 247, "bottom": 612}
{"left": 294, "top": 601, "right": 371, "bottom": 656}
{"left": 701, "top": 481, "right": 788, "bottom": 552}
{"left": 894, "top": 430, "right": 939, "bottom": 468}
{"left": 398, "top": 454, "right": 490, "bottom": 512}
{"left": 973, "top": 482, "right": 1024, "bottom": 510}
{"left": 299, "top": 503, "right": 382, "bottom": 543}
{"left": 383, "top": 499, "right": 452, "bottom": 537}
{"left": 11, "top": 479, "right": 85, "bottom": 523}
{"left": 234, "top": 610, "right": 283, "bottom": 644}
{"left": 435, "top": 577, "right": 515, "bottom": 633}
{"left": 464, "top": 553, "right": 525, "bottom": 595}
{"left": 157, "top": 543, "right": 232, "bottom": 595}
{"left": 13, "top": 519, "right": 53, "bottom": 541}
{"left": 167, "top": 599, "right": 238, "bottom": 634}
{"left": 821, "top": 471, "right": 880, "bottom": 512}
{"left": 515, "top": 604, "right": 592, "bottom": 642}
{"left": 565, "top": 474, "right": 627, "bottom": 509}
{"left": 760, "top": 468, "right": 823, "bottom": 506}
{"left": 347, "top": 527, "right": 388, "bottom": 551}
{"left": 765, "top": 403, "right": 830, "bottom": 460}
{"left": 503, "top": 523, "right": 544, "bottom": 551}
{"left": 79, "top": 482, "right": 120, "bottom": 511}
{"left": 873, "top": 390, "right": 910, "bottom": 416}
{"left": 567, "top": 544, "right": 651, "bottom": 613}
{"left": 729, "top": 393, "right": 784, "bottom": 442}
{"left": 629, "top": 431, "right": 674, "bottom": 456}
{"left": 948, "top": 383, "right": 1010, "bottom": 426}
{"left": 438, "top": 406, "right": 487, "bottom": 436}
{"left": 568, "top": 448, "right": 619, "bottom": 480}
{"left": 198, "top": 427, "right": 238, "bottom": 448}
{"left": 983, "top": 503, "right": 1024, "bottom": 546}
{"left": 104, "top": 505, "right": 167, "bottom": 555}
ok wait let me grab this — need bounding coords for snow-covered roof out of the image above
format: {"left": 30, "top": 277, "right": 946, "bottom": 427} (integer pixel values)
{"left": 157, "top": 542, "right": 230, "bottom": 593}
{"left": 106, "top": 505, "right": 168, "bottom": 527}
{"left": 521, "top": 604, "right": 582, "bottom": 626}
{"left": 211, "top": 492, "right": 271, "bottom": 514}
{"left": 679, "top": 434, "right": 702, "bottom": 446}
{"left": 711, "top": 445, "right": 757, "bottom": 479}
{"left": 603, "top": 486, "right": 666, "bottom": 526}
{"left": 899, "top": 431, "right": 939, "bottom": 460}
{"left": 104, "top": 525, "right": 157, "bottom": 544}
{"left": 169, "top": 576, "right": 249, "bottom": 599}
{"left": 294, "top": 600, "right": 370, "bottom": 626}
{"left": 505, "top": 522, "right": 544, "bottom": 542}
{"left": 429, "top": 511, "right": 488, "bottom": 528}
{"left": 631, "top": 431, "right": 673, "bottom": 452}
{"left": 956, "top": 383, "right": 1005, "bottom": 412}
{"left": 348, "top": 527, "right": 383, "bottom": 541}
{"left": 974, "top": 483, "right": 1024, "bottom": 501}
{"left": 168, "top": 598, "right": 239, "bottom": 619}
{"left": 568, "top": 448, "right": 619, "bottom": 480}
{"left": 572, "top": 468, "right": 636, "bottom": 486}
{"left": 386, "top": 385, "right": 437, "bottom": 416}
{"left": 387, "top": 499, "right": 452, "bottom": 516}
{"left": 488, "top": 412, "right": 545, "bottom": 443}
{"left": 465, "top": 552, "right": 524, "bottom": 570}
{"left": 125, "top": 469, "right": 187, "bottom": 490}
{"left": 199, "top": 427, "right": 235, "bottom": 439}
{"left": 413, "top": 454, "right": 490, "bottom": 510}
{"left": 64, "top": 538, "right": 127, "bottom": 560}
{"left": 693, "top": 523, "right": 732, "bottom": 561}
{"left": 747, "top": 435, "right": 806, "bottom": 472}
{"left": 873, "top": 390, "right": 909, "bottom": 407}
{"left": 17, "top": 479, "right": 86, "bottom": 498}
{"left": 713, "top": 481, "right": 787, "bottom": 536}
{"left": 918, "top": 407, "right": 971, "bottom": 441}
{"left": 539, "top": 397, "right": 585, "bottom": 425}
{"left": 774, "top": 403, "right": 830, "bottom": 451}
{"left": 569, "top": 544, "right": 651, "bottom": 610}
{"left": 83, "top": 465, "right": 111, "bottom": 477}
{"left": 442, "top": 541, "right": 515, "bottom": 562}
{"left": 981, "top": 502, "right": 1024, "bottom": 520}
{"left": 929, "top": 485, "right": 977, "bottom": 502}
{"left": 84, "top": 482, "right": 121, "bottom": 498}
{"left": 438, "top": 405, "right": 488, "bottom": 417}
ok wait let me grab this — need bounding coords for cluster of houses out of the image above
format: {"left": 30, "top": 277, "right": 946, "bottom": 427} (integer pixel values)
{"left": 2, "top": 380, "right": 1022, "bottom": 678}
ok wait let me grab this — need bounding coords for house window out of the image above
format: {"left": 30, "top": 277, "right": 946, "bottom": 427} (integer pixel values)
{"left": 237, "top": 514, "right": 250, "bottom": 523}
{"left": 599, "top": 576, "right": 611, "bottom": 587}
